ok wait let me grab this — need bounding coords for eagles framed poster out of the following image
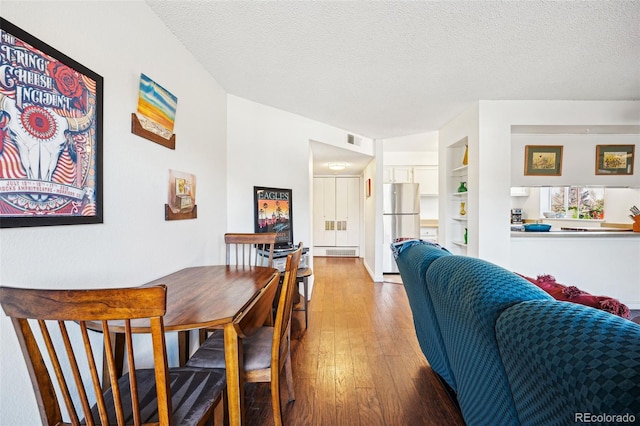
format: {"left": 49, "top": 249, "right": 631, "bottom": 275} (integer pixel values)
{"left": 253, "top": 186, "right": 293, "bottom": 249}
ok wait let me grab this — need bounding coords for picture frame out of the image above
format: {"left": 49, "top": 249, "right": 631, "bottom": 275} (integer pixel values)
{"left": 253, "top": 186, "right": 293, "bottom": 248}
{"left": 0, "top": 18, "right": 103, "bottom": 228}
{"left": 131, "top": 73, "right": 177, "bottom": 150}
{"left": 595, "top": 144, "right": 634, "bottom": 175}
{"left": 365, "top": 178, "right": 372, "bottom": 198}
{"left": 524, "top": 145, "right": 563, "bottom": 176}
{"left": 165, "top": 170, "right": 197, "bottom": 220}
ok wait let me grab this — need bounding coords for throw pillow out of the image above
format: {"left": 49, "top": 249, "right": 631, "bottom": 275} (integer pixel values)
{"left": 516, "top": 273, "right": 630, "bottom": 319}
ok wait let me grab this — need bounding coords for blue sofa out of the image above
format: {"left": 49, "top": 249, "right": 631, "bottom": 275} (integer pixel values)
{"left": 393, "top": 240, "right": 640, "bottom": 426}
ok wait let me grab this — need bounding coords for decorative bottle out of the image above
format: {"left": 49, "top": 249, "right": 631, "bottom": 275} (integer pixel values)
{"left": 464, "top": 228, "right": 468, "bottom": 244}
{"left": 459, "top": 202, "right": 466, "bottom": 216}
{"left": 457, "top": 181, "right": 467, "bottom": 193}
{"left": 462, "top": 145, "right": 469, "bottom": 165}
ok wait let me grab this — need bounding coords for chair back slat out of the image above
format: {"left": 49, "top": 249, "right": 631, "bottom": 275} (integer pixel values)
{"left": 79, "top": 322, "right": 107, "bottom": 426}
{"left": 0, "top": 285, "right": 167, "bottom": 426}
{"left": 233, "top": 272, "right": 281, "bottom": 339}
{"left": 273, "top": 244, "right": 303, "bottom": 369}
{"left": 58, "top": 320, "right": 95, "bottom": 425}
{"left": 225, "top": 232, "right": 276, "bottom": 267}
{"left": 38, "top": 319, "right": 81, "bottom": 425}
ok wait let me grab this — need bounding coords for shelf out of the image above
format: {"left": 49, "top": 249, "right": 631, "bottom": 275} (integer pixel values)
{"left": 451, "top": 192, "right": 468, "bottom": 197}
{"left": 450, "top": 165, "right": 468, "bottom": 175}
{"left": 452, "top": 241, "right": 467, "bottom": 248}
{"left": 452, "top": 216, "right": 468, "bottom": 221}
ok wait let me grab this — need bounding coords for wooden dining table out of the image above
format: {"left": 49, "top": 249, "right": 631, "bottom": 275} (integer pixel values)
{"left": 96, "top": 264, "right": 279, "bottom": 426}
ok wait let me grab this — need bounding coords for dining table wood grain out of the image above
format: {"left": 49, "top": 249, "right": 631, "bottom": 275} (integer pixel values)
{"left": 92, "top": 265, "right": 279, "bottom": 426}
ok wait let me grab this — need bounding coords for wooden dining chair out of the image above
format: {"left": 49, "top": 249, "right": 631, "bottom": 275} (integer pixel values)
{"left": 187, "top": 244, "right": 303, "bottom": 426}
{"left": 199, "top": 232, "right": 278, "bottom": 345}
{"left": 0, "top": 285, "right": 227, "bottom": 426}
{"left": 225, "top": 232, "right": 277, "bottom": 268}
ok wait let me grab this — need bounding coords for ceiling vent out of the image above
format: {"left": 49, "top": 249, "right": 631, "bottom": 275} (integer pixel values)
{"left": 347, "top": 134, "right": 361, "bottom": 146}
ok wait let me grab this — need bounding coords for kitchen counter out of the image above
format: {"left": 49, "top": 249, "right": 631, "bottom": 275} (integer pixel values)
{"left": 512, "top": 230, "right": 639, "bottom": 237}
{"left": 420, "top": 219, "right": 439, "bottom": 227}
{"left": 510, "top": 231, "right": 640, "bottom": 309}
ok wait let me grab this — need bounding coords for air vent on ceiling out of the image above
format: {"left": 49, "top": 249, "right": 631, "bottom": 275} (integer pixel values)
{"left": 347, "top": 133, "right": 362, "bottom": 146}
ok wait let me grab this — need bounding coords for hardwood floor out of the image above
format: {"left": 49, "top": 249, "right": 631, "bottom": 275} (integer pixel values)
{"left": 239, "top": 256, "right": 465, "bottom": 425}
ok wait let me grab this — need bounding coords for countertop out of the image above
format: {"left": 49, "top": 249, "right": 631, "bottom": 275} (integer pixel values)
{"left": 420, "top": 219, "right": 439, "bottom": 227}
{"left": 512, "top": 230, "right": 639, "bottom": 237}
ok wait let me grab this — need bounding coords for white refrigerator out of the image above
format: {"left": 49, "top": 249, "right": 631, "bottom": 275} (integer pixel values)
{"left": 383, "top": 183, "right": 421, "bottom": 273}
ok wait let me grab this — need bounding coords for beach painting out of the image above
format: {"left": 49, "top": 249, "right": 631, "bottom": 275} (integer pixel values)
{"left": 136, "top": 73, "right": 177, "bottom": 140}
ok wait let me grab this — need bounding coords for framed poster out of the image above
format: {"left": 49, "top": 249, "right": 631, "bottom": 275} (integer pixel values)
{"left": 524, "top": 145, "right": 563, "bottom": 176}
{"left": 0, "top": 18, "right": 103, "bottom": 228}
{"left": 595, "top": 144, "right": 634, "bottom": 175}
{"left": 253, "top": 186, "right": 293, "bottom": 248}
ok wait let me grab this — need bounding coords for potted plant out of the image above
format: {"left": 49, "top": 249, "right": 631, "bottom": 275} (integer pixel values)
{"left": 591, "top": 200, "right": 605, "bottom": 220}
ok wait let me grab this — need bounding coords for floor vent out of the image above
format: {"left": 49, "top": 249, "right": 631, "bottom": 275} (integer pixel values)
{"left": 326, "top": 249, "right": 357, "bottom": 257}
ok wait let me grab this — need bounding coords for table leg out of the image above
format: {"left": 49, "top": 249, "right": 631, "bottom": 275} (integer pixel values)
{"left": 224, "top": 323, "right": 245, "bottom": 425}
{"left": 303, "top": 277, "right": 309, "bottom": 329}
{"left": 178, "top": 330, "right": 190, "bottom": 366}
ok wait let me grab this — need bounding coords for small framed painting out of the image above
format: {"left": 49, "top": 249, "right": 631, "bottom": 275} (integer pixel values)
{"left": 595, "top": 145, "right": 634, "bottom": 175}
{"left": 524, "top": 145, "right": 563, "bottom": 176}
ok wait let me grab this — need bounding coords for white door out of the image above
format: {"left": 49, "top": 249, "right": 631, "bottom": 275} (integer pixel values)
{"left": 313, "top": 177, "right": 336, "bottom": 246}
{"left": 314, "top": 177, "right": 360, "bottom": 248}
{"left": 335, "top": 177, "right": 360, "bottom": 247}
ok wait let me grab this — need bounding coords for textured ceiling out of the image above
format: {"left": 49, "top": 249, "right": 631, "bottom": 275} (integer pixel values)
{"left": 146, "top": 1, "right": 639, "bottom": 141}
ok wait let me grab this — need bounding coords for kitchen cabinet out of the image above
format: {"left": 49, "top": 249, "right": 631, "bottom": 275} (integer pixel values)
{"left": 313, "top": 177, "right": 360, "bottom": 255}
{"left": 510, "top": 187, "right": 530, "bottom": 197}
{"left": 384, "top": 166, "right": 439, "bottom": 196}
{"left": 414, "top": 166, "right": 439, "bottom": 196}
{"left": 384, "top": 166, "right": 414, "bottom": 184}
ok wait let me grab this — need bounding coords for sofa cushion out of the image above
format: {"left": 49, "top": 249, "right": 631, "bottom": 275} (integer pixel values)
{"left": 517, "top": 273, "right": 630, "bottom": 319}
{"left": 393, "top": 240, "right": 457, "bottom": 391}
{"left": 426, "top": 255, "right": 553, "bottom": 425}
{"left": 496, "top": 300, "right": 640, "bottom": 425}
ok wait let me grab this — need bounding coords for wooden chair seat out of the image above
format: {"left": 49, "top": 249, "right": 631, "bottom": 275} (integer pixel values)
{"left": 92, "top": 367, "right": 226, "bottom": 424}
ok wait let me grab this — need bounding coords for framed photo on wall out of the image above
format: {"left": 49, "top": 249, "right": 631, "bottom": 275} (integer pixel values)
{"left": 0, "top": 18, "right": 103, "bottom": 228}
{"left": 595, "top": 145, "right": 634, "bottom": 175}
{"left": 524, "top": 145, "right": 563, "bottom": 176}
{"left": 253, "top": 186, "right": 293, "bottom": 248}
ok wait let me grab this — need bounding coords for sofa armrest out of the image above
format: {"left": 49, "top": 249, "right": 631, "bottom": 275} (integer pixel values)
{"left": 496, "top": 300, "right": 640, "bottom": 425}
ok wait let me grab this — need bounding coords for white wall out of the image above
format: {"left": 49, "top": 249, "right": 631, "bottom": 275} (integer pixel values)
{"left": 0, "top": 2, "right": 228, "bottom": 424}
{"left": 477, "top": 100, "right": 640, "bottom": 267}
{"left": 511, "top": 133, "right": 640, "bottom": 187}
{"left": 363, "top": 148, "right": 381, "bottom": 280}
{"left": 225, "top": 96, "right": 375, "bottom": 289}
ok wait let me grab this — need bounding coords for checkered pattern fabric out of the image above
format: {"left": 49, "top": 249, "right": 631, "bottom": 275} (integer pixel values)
{"left": 426, "top": 256, "right": 552, "bottom": 426}
{"left": 395, "top": 242, "right": 457, "bottom": 390}
{"left": 496, "top": 300, "right": 640, "bottom": 425}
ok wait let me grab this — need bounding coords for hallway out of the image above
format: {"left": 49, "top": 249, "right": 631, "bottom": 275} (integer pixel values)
{"left": 242, "top": 256, "right": 464, "bottom": 425}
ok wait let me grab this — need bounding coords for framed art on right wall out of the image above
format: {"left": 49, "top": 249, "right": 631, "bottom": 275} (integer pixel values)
{"left": 595, "top": 145, "right": 634, "bottom": 175}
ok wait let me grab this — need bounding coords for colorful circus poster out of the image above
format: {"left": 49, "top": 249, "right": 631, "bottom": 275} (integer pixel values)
{"left": 0, "top": 19, "right": 103, "bottom": 227}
